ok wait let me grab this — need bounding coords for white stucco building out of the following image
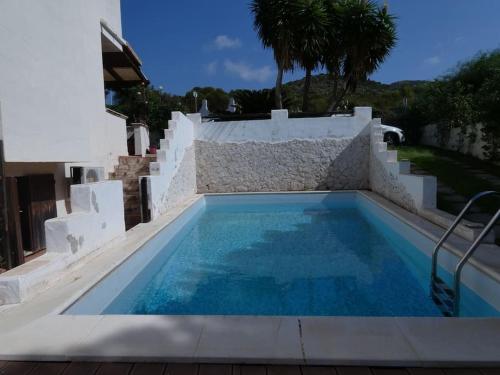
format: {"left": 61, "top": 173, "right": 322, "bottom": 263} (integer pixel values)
{"left": 0, "top": 0, "right": 147, "bottom": 268}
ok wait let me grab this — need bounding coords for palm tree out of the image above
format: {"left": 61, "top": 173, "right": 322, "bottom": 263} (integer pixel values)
{"left": 251, "top": 0, "right": 296, "bottom": 109}
{"left": 324, "top": 0, "right": 397, "bottom": 111}
{"left": 293, "top": 0, "right": 329, "bottom": 112}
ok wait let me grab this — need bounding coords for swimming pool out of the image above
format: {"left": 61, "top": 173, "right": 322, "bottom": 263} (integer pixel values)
{"left": 65, "top": 192, "right": 499, "bottom": 317}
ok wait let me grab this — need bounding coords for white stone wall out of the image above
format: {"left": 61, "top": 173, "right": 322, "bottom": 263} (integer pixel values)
{"left": 195, "top": 108, "right": 372, "bottom": 193}
{"left": 0, "top": 0, "right": 127, "bottom": 169}
{"left": 370, "top": 119, "right": 437, "bottom": 213}
{"left": 45, "top": 181, "right": 125, "bottom": 255}
{"left": 196, "top": 137, "right": 369, "bottom": 193}
{"left": 132, "top": 124, "right": 150, "bottom": 157}
{"left": 143, "top": 112, "right": 198, "bottom": 219}
{"left": 196, "top": 108, "right": 372, "bottom": 143}
{"left": 420, "top": 123, "right": 488, "bottom": 160}
{"left": 87, "top": 111, "right": 128, "bottom": 175}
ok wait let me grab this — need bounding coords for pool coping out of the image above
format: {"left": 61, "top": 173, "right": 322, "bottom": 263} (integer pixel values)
{"left": 0, "top": 191, "right": 498, "bottom": 366}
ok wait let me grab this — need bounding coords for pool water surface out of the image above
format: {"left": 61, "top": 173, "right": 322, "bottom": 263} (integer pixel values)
{"left": 66, "top": 194, "right": 498, "bottom": 317}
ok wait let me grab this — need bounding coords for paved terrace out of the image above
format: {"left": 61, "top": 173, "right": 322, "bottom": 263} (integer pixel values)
{"left": 0, "top": 363, "right": 498, "bottom": 375}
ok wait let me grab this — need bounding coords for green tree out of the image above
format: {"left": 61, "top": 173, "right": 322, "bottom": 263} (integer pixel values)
{"left": 231, "top": 88, "right": 291, "bottom": 113}
{"left": 413, "top": 50, "right": 500, "bottom": 159}
{"left": 183, "top": 87, "right": 230, "bottom": 114}
{"left": 109, "top": 85, "right": 187, "bottom": 144}
{"left": 251, "top": 0, "right": 296, "bottom": 109}
{"left": 323, "top": 0, "right": 397, "bottom": 111}
{"left": 293, "top": 0, "right": 329, "bottom": 112}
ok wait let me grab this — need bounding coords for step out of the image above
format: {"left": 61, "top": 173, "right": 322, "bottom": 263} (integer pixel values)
{"left": 431, "top": 276, "right": 455, "bottom": 317}
{"left": 160, "top": 139, "right": 170, "bottom": 150}
{"left": 123, "top": 194, "right": 140, "bottom": 204}
{"left": 118, "top": 170, "right": 149, "bottom": 178}
{"left": 377, "top": 142, "right": 387, "bottom": 152}
{"left": 149, "top": 162, "right": 164, "bottom": 176}
{"left": 156, "top": 149, "right": 168, "bottom": 163}
{"left": 125, "top": 210, "right": 141, "bottom": 217}
{"left": 118, "top": 164, "right": 148, "bottom": 171}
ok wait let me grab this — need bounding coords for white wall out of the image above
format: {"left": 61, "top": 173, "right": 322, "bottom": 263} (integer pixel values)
{"left": 370, "top": 118, "right": 437, "bottom": 213}
{"left": 45, "top": 181, "right": 125, "bottom": 256}
{"left": 144, "top": 112, "right": 198, "bottom": 219}
{"left": 102, "top": 0, "right": 123, "bottom": 36}
{"left": 0, "top": 0, "right": 126, "bottom": 166}
{"left": 196, "top": 108, "right": 372, "bottom": 143}
{"left": 93, "top": 111, "right": 128, "bottom": 175}
{"left": 420, "top": 123, "right": 488, "bottom": 160}
{"left": 132, "top": 124, "right": 150, "bottom": 157}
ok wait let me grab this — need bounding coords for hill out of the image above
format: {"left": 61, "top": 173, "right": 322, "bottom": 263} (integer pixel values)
{"left": 280, "top": 74, "right": 429, "bottom": 121}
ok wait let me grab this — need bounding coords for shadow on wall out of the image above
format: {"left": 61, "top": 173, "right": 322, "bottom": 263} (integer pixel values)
{"left": 318, "top": 125, "right": 371, "bottom": 190}
{"left": 195, "top": 125, "right": 371, "bottom": 194}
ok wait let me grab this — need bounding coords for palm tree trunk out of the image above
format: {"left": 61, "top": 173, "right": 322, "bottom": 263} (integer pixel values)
{"left": 302, "top": 68, "right": 312, "bottom": 112}
{"left": 328, "top": 86, "right": 348, "bottom": 112}
{"left": 328, "top": 76, "right": 350, "bottom": 112}
{"left": 275, "top": 66, "right": 284, "bottom": 109}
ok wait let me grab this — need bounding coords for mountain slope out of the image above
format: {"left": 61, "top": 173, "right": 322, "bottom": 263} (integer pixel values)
{"left": 281, "top": 73, "right": 429, "bottom": 120}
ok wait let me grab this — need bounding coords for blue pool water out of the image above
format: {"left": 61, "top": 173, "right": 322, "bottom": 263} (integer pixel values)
{"left": 83, "top": 194, "right": 499, "bottom": 317}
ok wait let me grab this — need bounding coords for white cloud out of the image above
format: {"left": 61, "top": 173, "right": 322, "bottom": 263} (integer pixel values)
{"left": 224, "top": 60, "right": 274, "bottom": 83}
{"left": 424, "top": 56, "right": 441, "bottom": 65}
{"left": 205, "top": 61, "right": 218, "bottom": 75}
{"left": 213, "top": 35, "right": 241, "bottom": 50}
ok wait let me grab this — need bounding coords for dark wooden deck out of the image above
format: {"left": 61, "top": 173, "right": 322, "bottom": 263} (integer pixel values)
{"left": 0, "top": 363, "right": 498, "bottom": 375}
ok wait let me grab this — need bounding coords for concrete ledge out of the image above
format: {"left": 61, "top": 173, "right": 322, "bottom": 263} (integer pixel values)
{"left": 420, "top": 207, "right": 495, "bottom": 244}
{"left": 0, "top": 315, "right": 499, "bottom": 366}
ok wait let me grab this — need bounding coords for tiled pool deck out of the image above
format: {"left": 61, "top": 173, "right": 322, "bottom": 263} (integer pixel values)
{"left": 0, "top": 192, "right": 499, "bottom": 367}
{"left": 0, "top": 362, "right": 499, "bottom": 375}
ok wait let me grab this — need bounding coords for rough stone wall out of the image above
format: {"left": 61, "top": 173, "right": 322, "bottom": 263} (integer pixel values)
{"left": 195, "top": 135, "right": 370, "bottom": 193}
{"left": 369, "top": 153, "right": 417, "bottom": 212}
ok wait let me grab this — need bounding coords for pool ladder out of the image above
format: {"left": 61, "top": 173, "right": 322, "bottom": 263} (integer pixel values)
{"left": 430, "top": 191, "right": 500, "bottom": 317}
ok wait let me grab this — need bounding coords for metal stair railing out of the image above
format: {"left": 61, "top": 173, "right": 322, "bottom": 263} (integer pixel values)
{"left": 430, "top": 190, "right": 499, "bottom": 317}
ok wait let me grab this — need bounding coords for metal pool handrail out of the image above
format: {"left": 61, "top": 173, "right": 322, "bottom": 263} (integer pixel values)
{"left": 431, "top": 191, "right": 499, "bottom": 282}
{"left": 430, "top": 190, "right": 499, "bottom": 316}
{"left": 453, "top": 206, "right": 500, "bottom": 316}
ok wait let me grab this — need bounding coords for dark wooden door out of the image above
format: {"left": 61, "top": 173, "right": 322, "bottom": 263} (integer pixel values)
{"left": 5, "top": 177, "right": 24, "bottom": 266}
{"left": 17, "top": 174, "right": 57, "bottom": 252}
{"left": 0, "top": 141, "right": 8, "bottom": 269}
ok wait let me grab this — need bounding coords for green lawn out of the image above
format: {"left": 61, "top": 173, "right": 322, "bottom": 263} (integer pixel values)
{"left": 395, "top": 145, "right": 500, "bottom": 216}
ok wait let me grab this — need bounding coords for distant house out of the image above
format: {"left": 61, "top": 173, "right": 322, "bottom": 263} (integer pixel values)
{"left": 0, "top": 0, "right": 147, "bottom": 269}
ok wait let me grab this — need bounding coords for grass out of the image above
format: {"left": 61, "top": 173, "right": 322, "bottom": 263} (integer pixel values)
{"left": 395, "top": 145, "right": 500, "bottom": 216}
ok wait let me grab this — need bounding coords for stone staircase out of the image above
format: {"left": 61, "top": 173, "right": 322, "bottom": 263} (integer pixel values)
{"left": 110, "top": 155, "right": 156, "bottom": 230}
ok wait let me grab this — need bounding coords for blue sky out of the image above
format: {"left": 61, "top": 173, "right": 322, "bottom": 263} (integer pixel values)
{"left": 121, "top": 0, "right": 500, "bottom": 95}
